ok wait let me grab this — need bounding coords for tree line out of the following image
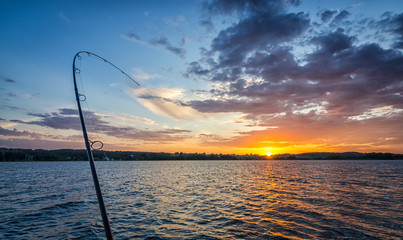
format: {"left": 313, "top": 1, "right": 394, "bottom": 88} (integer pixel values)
{"left": 0, "top": 148, "right": 267, "bottom": 161}
{"left": 1, "top": 148, "right": 402, "bottom": 161}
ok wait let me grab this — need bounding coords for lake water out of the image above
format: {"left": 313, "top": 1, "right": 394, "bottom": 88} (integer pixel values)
{"left": 0, "top": 160, "right": 402, "bottom": 239}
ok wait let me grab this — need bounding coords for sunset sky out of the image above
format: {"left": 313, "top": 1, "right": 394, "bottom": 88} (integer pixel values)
{"left": 1, "top": 0, "right": 403, "bottom": 155}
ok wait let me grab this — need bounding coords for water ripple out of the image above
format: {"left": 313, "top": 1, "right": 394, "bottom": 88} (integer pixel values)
{"left": 1, "top": 160, "right": 402, "bottom": 239}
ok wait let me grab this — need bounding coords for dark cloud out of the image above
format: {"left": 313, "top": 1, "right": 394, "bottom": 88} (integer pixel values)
{"left": 0, "top": 127, "right": 33, "bottom": 137}
{"left": 125, "top": 33, "right": 186, "bottom": 58}
{"left": 210, "top": 12, "right": 309, "bottom": 68}
{"left": 378, "top": 12, "right": 403, "bottom": 49}
{"left": 20, "top": 108, "right": 192, "bottom": 142}
{"left": 185, "top": 62, "right": 210, "bottom": 78}
{"left": 0, "top": 105, "right": 26, "bottom": 112}
{"left": 125, "top": 33, "right": 141, "bottom": 41}
{"left": 0, "top": 138, "right": 83, "bottom": 150}
{"left": 60, "top": 108, "right": 79, "bottom": 115}
{"left": 188, "top": 38, "right": 403, "bottom": 118}
{"left": 0, "top": 127, "right": 65, "bottom": 141}
{"left": 310, "top": 30, "right": 354, "bottom": 54}
{"left": 135, "top": 94, "right": 187, "bottom": 108}
{"left": 188, "top": 0, "right": 311, "bottom": 83}
{"left": 195, "top": 0, "right": 310, "bottom": 70}
{"left": 150, "top": 36, "right": 187, "bottom": 58}
{"left": 244, "top": 47, "right": 299, "bottom": 83}
{"left": 26, "top": 109, "right": 88, "bottom": 131}
{"left": 199, "top": 19, "right": 215, "bottom": 32}
{"left": 333, "top": 10, "right": 351, "bottom": 23}
{"left": 186, "top": 0, "right": 403, "bottom": 126}
{"left": 391, "top": 13, "right": 403, "bottom": 48}
{"left": 201, "top": 0, "right": 300, "bottom": 17}
{"left": 7, "top": 92, "right": 17, "bottom": 97}
{"left": 319, "top": 10, "right": 337, "bottom": 23}
{"left": 0, "top": 75, "right": 15, "bottom": 83}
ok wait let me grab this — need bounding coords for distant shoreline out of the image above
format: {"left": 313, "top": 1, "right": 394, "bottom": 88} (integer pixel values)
{"left": 1, "top": 148, "right": 402, "bottom": 161}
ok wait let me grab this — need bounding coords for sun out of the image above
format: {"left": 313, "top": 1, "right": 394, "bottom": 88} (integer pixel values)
{"left": 266, "top": 152, "right": 272, "bottom": 157}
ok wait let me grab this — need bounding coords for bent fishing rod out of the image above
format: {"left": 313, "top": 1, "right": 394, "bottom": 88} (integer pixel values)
{"left": 73, "top": 51, "right": 140, "bottom": 240}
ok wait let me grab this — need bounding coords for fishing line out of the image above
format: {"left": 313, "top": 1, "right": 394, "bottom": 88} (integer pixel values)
{"left": 76, "top": 55, "right": 105, "bottom": 151}
{"left": 72, "top": 51, "right": 140, "bottom": 240}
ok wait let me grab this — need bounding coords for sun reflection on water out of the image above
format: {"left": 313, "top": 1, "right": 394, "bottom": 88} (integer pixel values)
{"left": 3, "top": 160, "right": 399, "bottom": 239}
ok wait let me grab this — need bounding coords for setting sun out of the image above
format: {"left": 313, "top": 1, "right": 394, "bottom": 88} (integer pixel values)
{"left": 266, "top": 152, "right": 272, "bottom": 157}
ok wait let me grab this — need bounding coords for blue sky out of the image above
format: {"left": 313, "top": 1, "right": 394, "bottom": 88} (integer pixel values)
{"left": 1, "top": 0, "right": 403, "bottom": 154}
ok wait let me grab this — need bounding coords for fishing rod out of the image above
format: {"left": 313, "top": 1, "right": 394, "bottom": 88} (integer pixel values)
{"left": 72, "top": 51, "right": 140, "bottom": 240}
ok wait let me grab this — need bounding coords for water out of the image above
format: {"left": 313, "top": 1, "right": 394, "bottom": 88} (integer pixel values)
{"left": 0, "top": 160, "right": 402, "bottom": 239}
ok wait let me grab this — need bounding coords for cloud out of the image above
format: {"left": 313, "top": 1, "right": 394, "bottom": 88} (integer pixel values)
{"left": 0, "top": 75, "right": 16, "bottom": 83}
{"left": 0, "top": 125, "right": 86, "bottom": 150}
{"left": 188, "top": 37, "right": 403, "bottom": 118}
{"left": 310, "top": 30, "right": 354, "bottom": 54}
{"left": 391, "top": 13, "right": 403, "bottom": 48}
{"left": 199, "top": 19, "right": 215, "bottom": 32}
{"left": 163, "top": 15, "right": 187, "bottom": 27}
{"left": 189, "top": 0, "right": 310, "bottom": 78}
{"left": 378, "top": 12, "right": 403, "bottom": 49}
{"left": 125, "top": 33, "right": 186, "bottom": 58}
{"left": 150, "top": 36, "right": 187, "bottom": 58}
{"left": 197, "top": 0, "right": 310, "bottom": 68}
{"left": 333, "top": 10, "right": 351, "bottom": 23}
{"left": 0, "top": 127, "right": 35, "bottom": 137}
{"left": 15, "top": 108, "right": 192, "bottom": 143}
{"left": 201, "top": 0, "right": 300, "bottom": 17}
{"left": 58, "top": 12, "right": 71, "bottom": 24}
{"left": 186, "top": 1, "right": 403, "bottom": 118}
{"left": 182, "top": 0, "right": 403, "bottom": 152}
{"left": 192, "top": 110, "right": 403, "bottom": 153}
{"left": 97, "top": 112, "right": 156, "bottom": 126}
{"left": 125, "top": 33, "right": 142, "bottom": 42}
{"left": 319, "top": 9, "right": 337, "bottom": 23}
{"left": 348, "top": 106, "right": 403, "bottom": 121}
{"left": 133, "top": 87, "right": 208, "bottom": 120}
{"left": 131, "top": 68, "right": 162, "bottom": 81}
{"left": 0, "top": 138, "right": 83, "bottom": 150}
{"left": 209, "top": 11, "right": 309, "bottom": 67}
{"left": 25, "top": 109, "right": 87, "bottom": 131}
